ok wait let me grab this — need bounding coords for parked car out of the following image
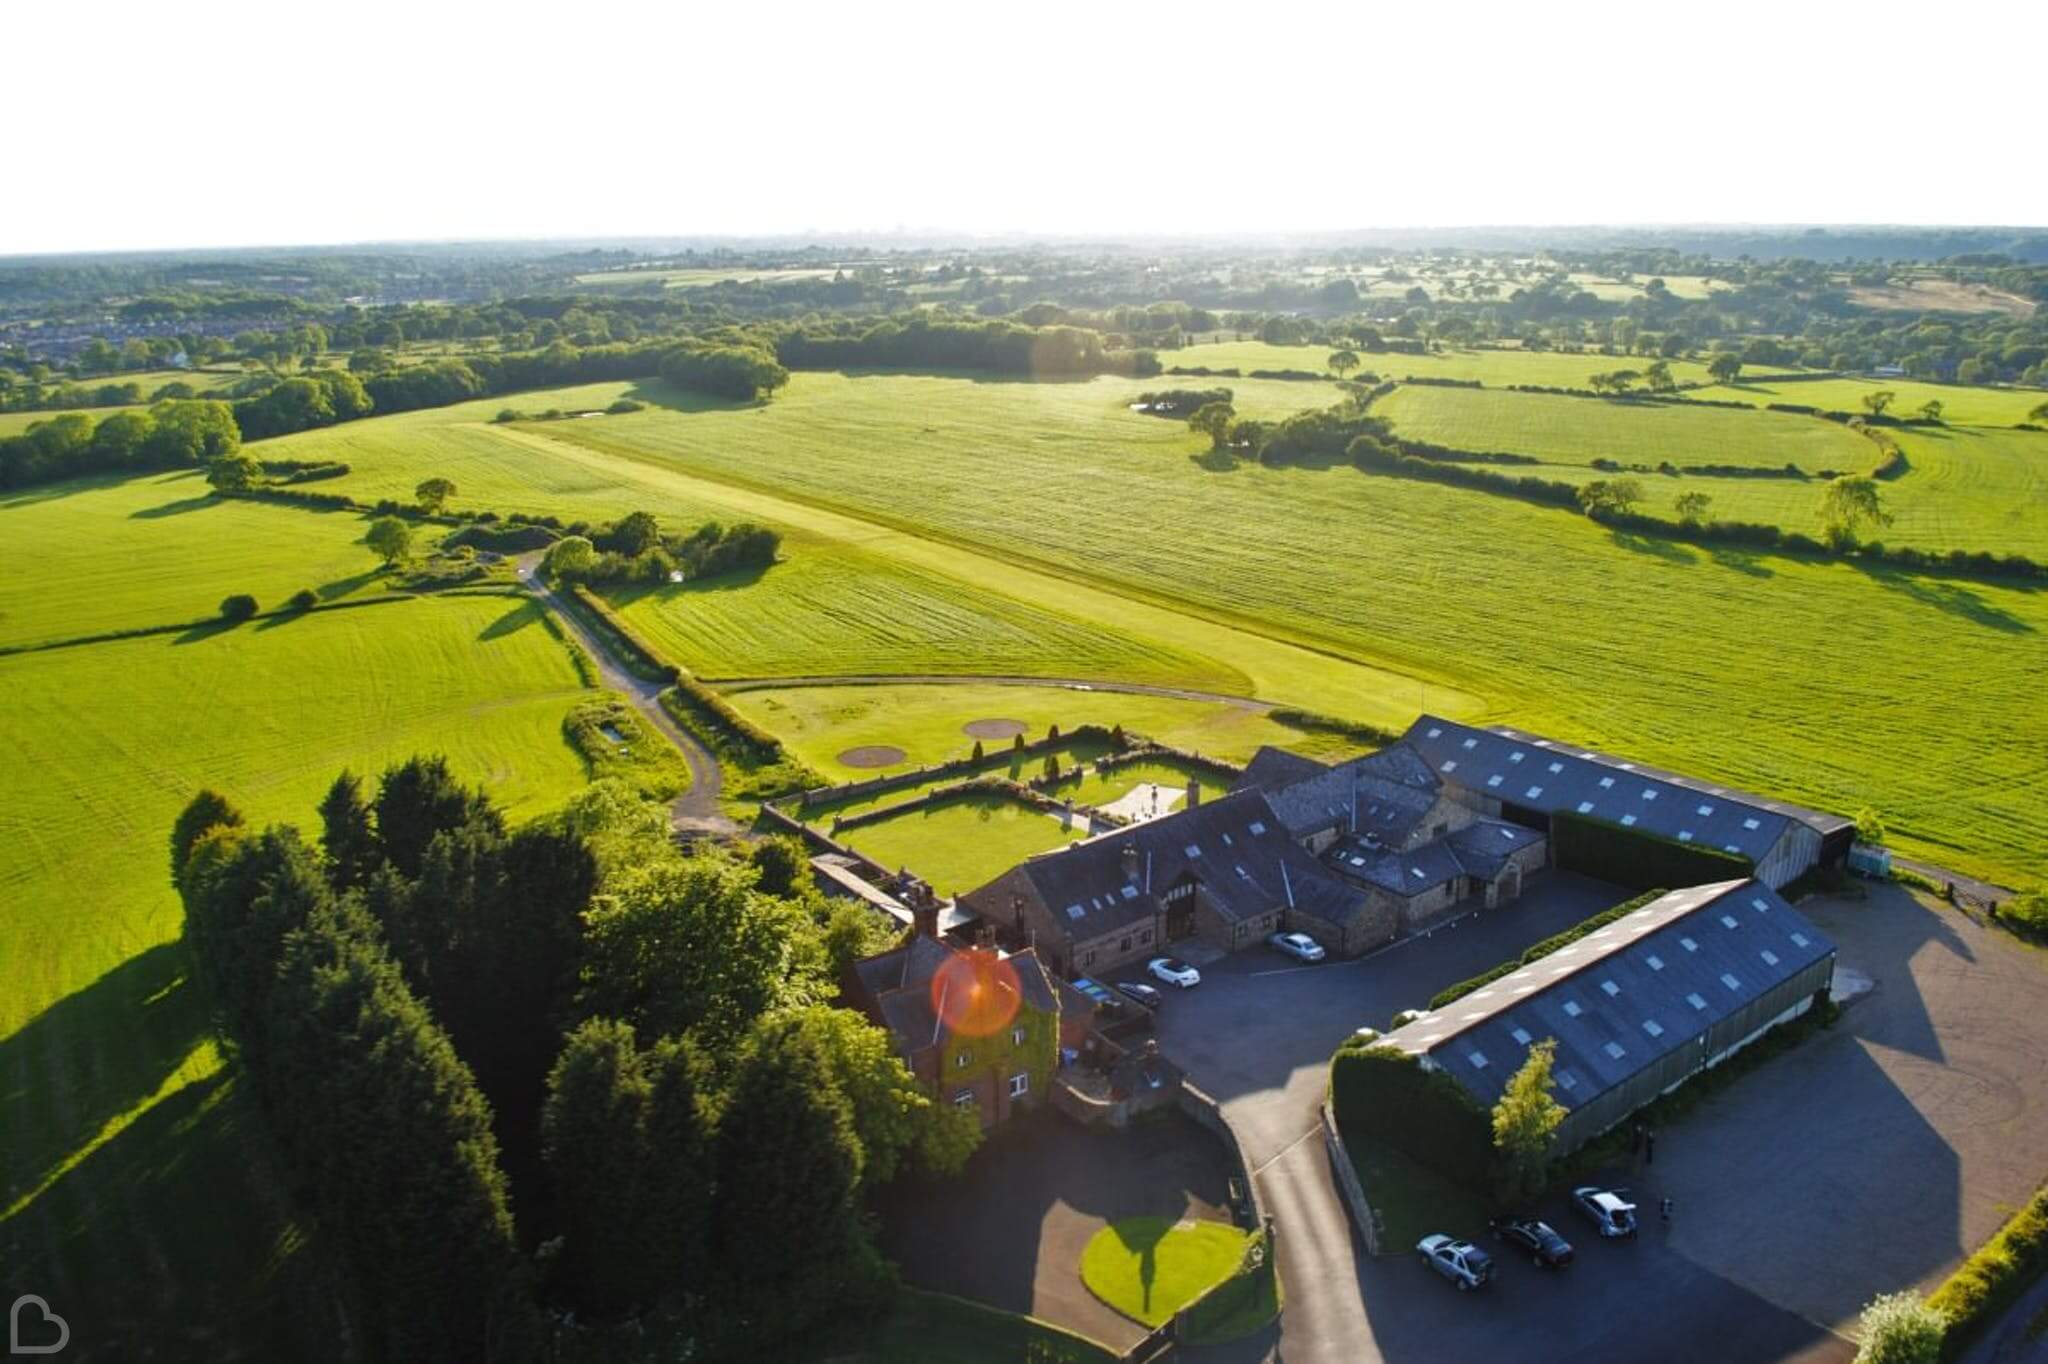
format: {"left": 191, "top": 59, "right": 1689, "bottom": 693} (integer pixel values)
{"left": 1415, "top": 1234, "right": 1495, "bottom": 1291}
{"left": 1572, "top": 1186, "right": 1639, "bottom": 1240}
{"left": 1147, "top": 957, "right": 1201, "bottom": 989}
{"left": 1267, "top": 931, "right": 1326, "bottom": 962}
{"left": 1489, "top": 1214, "right": 1575, "bottom": 1267}
{"left": 1114, "top": 981, "right": 1163, "bottom": 1009}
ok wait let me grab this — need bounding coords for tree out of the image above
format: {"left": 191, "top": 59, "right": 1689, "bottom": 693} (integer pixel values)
{"left": 1491, "top": 1038, "right": 1566, "bottom": 1203}
{"left": 1854, "top": 806, "right": 1887, "bottom": 845}
{"left": 2029, "top": 400, "right": 2048, "bottom": 423}
{"left": 754, "top": 1005, "right": 945, "bottom": 1188}
{"left": 170, "top": 789, "right": 244, "bottom": 887}
{"left": 218, "top": 593, "right": 258, "bottom": 622}
{"left": 364, "top": 515, "right": 414, "bottom": 567}
{"left": 414, "top": 476, "right": 457, "bottom": 514}
{"left": 608, "top": 510, "right": 662, "bottom": 557}
{"left": 1707, "top": 352, "right": 1743, "bottom": 384}
{"left": 746, "top": 834, "right": 809, "bottom": 898}
{"left": 1327, "top": 349, "right": 1360, "bottom": 380}
{"left": 1863, "top": 390, "right": 1896, "bottom": 418}
{"left": 1917, "top": 400, "right": 1943, "bottom": 423}
{"left": 1673, "top": 491, "right": 1714, "bottom": 525}
{"left": 1818, "top": 475, "right": 1894, "bottom": 548}
{"left": 1851, "top": 1291, "right": 1944, "bottom": 1364}
{"left": 1578, "top": 478, "right": 1645, "bottom": 517}
{"left": 542, "top": 535, "right": 596, "bottom": 580}
{"left": 1187, "top": 400, "right": 1236, "bottom": 451}
{"left": 205, "top": 452, "right": 261, "bottom": 492}
{"left": 542, "top": 1018, "right": 661, "bottom": 1314}
{"left": 971, "top": 739, "right": 984, "bottom": 762}
{"left": 1644, "top": 360, "right": 1676, "bottom": 392}
{"left": 318, "top": 770, "right": 379, "bottom": 891}
{"left": 372, "top": 755, "right": 501, "bottom": 880}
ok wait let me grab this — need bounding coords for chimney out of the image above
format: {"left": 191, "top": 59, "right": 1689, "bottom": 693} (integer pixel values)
{"left": 912, "top": 897, "right": 940, "bottom": 939}
{"left": 1187, "top": 778, "right": 1202, "bottom": 808}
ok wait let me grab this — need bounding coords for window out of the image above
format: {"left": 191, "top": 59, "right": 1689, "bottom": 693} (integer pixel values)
{"left": 1604, "top": 1041, "right": 1627, "bottom": 1060}
{"left": 954, "top": 1089, "right": 976, "bottom": 1109}
{"left": 1646, "top": 954, "right": 1665, "bottom": 971}
{"left": 955, "top": 1051, "right": 972, "bottom": 1069}
{"left": 1790, "top": 932, "right": 1810, "bottom": 948}
{"left": 1509, "top": 750, "right": 1525, "bottom": 764}
{"left": 1065, "top": 904, "right": 1085, "bottom": 920}
{"left": 1487, "top": 774, "right": 1504, "bottom": 788}
{"left": 1599, "top": 979, "right": 1620, "bottom": 997}
{"left": 1012, "top": 1027, "right": 1027, "bottom": 1046}
{"left": 1463, "top": 737, "right": 1478, "bottom": 750}
{"left": 1576, "top": 800, "right": 1596, "bottom": 814}
{"left": 1081, "top": 950, "right": 1096, "bottom": 966}
{"left": 1742, "top": 817, "right": 1762, "bottom": 831}
{"left": 1122, "top": 885, "right": 1139, "bottom": 900}
{"left": 1563, "top": 999, "right": 1583, "bottom": 1017}
{"left": 1720, "top": 915, "right": 1739, "bottom": 929}
{"left": 1641, "top": 789, "right": 1658, "bottom": 802}
{"left": 1441, "top": 760, "right": 1458, "bottom": 773}
{"left": 1643, "top": 1019, "right": 1665, "bottom": 1037}
{"left": 1185, "top": 844, "right": 1202, "bottom": 859}
{"left": 1467, "top": 1050, "right": 1489, "bottom": 1070}
{"left": 1426, "top": 727, "right": 1443, "bottom": 739}
{"left": 1557, "top": 1068, "right": 1580, "bottom": 1092}
{"left": 1510, "top": 1027, "right": 1533, "bottom": 1045}
{"left": 1598, "top": 776, "right": 1616, "bottom": 789}
{"left": 1751, "top": 897, "right": 1770, "bottom": 913}
{"left": 1760, "top": 949, "right": 1780, "bottom": 966}
{"left": 1677, "top": 830, "right": 1694, "bottom": 843}
{"left": 1525, "top": 785, "right": 1544, "bottom": 800}
{"left": 1620, "top": 814, "right": 1638, "bottom": 827}
{"left": 1680, "top": 936, "right": 1698, "bottom": 952}
{"left": 1008, "top": 1073, "right": 1029, "bottom": 1098}
{"left": 1141, "top": 929, "right": 1153, "bottom": 944}
{"left": 1697, "top": 803, "right": 1715, "bottom": 817}
{"left": 1120, "top": 936, "right": 1132, "bottom": 952}
{"left": 1720, "top": 973, "right": 1742, "bottom": 991}
{"left": 1686, "top": 992, "right": 1708, "bottom": 1011}
{"left": 1249, "top": 820, "right": 1267, "bottom": 836}
{"left": 1548, "top": 761, "right": 1564, "bottom": 774}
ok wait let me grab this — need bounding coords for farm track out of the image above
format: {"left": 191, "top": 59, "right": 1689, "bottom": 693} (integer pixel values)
{"left": 712, "top": 672, "right": 1278, "bottom": 711}
{"left": 517, "top": 560, "right": 736, "bottom": 836}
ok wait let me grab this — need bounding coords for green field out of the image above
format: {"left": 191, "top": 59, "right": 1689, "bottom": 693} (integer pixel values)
{"left": 1376, "top": 385, "right": 1877, "bottom": 473}
{"left": 0, "top": 472, "right": 406, "bottom": 648}
{"left": 1688, "top": 375, "right": 2045, "bottom": 428}
{"left": 724, "top": 683, "right": 1360, "bottom": 783}
{"left": 526, "top": 372, "right": 2048, "bottom": 883}
{"left": 1044, "top": 756, "right": 1224, "bottom": 814}
{"left": 838, "top": 792, "right": 1088, "bottom": 895}
{"left": 1164, "top": 340, "right": 1724, "bottom": 388}
{"left": 2, "top": 594, "right": 592, "bottom": 1355}
{"left": 574, "top": 266, "right": 842, "bottom": 289}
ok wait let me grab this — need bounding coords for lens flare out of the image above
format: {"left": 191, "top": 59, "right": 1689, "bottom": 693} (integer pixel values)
{"left": 930, "top": 947, "right": 1022, "bottom": 1039}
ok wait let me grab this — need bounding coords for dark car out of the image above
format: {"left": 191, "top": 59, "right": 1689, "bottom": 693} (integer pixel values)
{"left": 1115, "top": 981, "right": 1164, "bottom": 1009}
{"left": 1489, "top": 1214, "right": 1575, "bottom": 1268}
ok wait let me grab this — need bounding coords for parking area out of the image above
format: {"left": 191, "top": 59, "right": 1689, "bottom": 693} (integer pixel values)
{"left": 877, "top": 1106, "right": 1236, "bottom": 1354}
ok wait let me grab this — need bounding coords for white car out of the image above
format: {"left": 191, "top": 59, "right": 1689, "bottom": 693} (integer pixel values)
{"left": 1267, "top": 931, "right": 1326, "bottom": 963}
{"left": 1572, "top": 1186, "right": 1639, "bottom": 1239}
{"left": 1147, "top": 957, "right": 1201, "bottom": 989}
{"left": 1416, "top": 1234, "right": 1495, "bottom": 1291}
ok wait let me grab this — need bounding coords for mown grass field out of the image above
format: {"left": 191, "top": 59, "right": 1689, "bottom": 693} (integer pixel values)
{"left": 601, "top": 542, "right": 1228, "bottom": 688}
{"left": 0, "top": 471, "right": 404, "bottom": 648}
{"left": 1689, "top": 375, "right": 2045, "bottom": 428}
{"left": 724, "top": 683, "right": 1360, "bottom": 783}
{"left": 1163, "top": 340, "right": 1724, "bottom": 388}
{"left": 533, "top": 374, "right": 2048, "bottom": 884}
{"left": 1079, "top": 1217, "right": 1250, "bottom": 1327}
{"left": 1375, "top": 385, "right": 1877, "bottom": 472}
{"left": 1, "top": 594, "right": 592, "bottom": 1357}
{"left": 839, "top": 792, "right": 1088, "bottom": 895}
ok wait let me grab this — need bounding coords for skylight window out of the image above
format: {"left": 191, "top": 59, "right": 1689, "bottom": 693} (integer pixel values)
{"left": 1248, "top": 821, "right": 1266, "bottom": 836}
{"left": 1791, "top": 932, "right": 1810, "bottom": 947}
{"left": 1721, "top": 972, "right": 1742, "bottom": 991}
{"left": 1678, "top": 831, "right": 1694, "bottom": 842}
{"left": 1409, "top": 866, "right": 1426, "bottom": 879}
{"left": 1604, "top": 1041, "right": 1627, "bottom": 1060}
{"left": 1557, "top": 1069, "right": 1580, "bottom": 1091}
{"left": 1680, "top": 936, "right": 1699, "bottom": 951}
{"left": 1721, "top": 915, "right": 1738, "bottom": 929}
{"left": 1441, "top": 761, "right": 1458, "bottom": 773}
{"left": 1467, "top": 1050, "right": 1489, "bottom": 1070}
{"left": 1462, "top": 738, "right": 1478, "bottom": 750}
{"left": 1510, "top": 1027, "right": 1533, "bottom": 1045}
{"left": 1065, "top": 904, "right": 1085, "bottom": 919}
{"left": 1487, "top": 775, "right": 1503, "bottom": 788}
{"left": 1760, "top": 949, "right": 1780, "bottom": 966}
{"left": 1697, "top": 803, "right": 1715, "bottom": 816}
{"left": 1598, "top": 776, "right": 1615, "bottom": 789}
{"left": 1600, "top": 979, "right": 1620, "bottom": 997}
{"left": 1562, "top": 1000, "right": 1583, "bottom": 1017}
{"left": 1620, "top": 815, "right": 1638, "bottom": 827}
{"left": 1646, "top": 954, "right": 1664, "bottom": 970}
{"left": 1576, "top": 801, "right": 1595, "bottom": 814}
{"left": 1742, "top": 817, "right": 1761, "bottom": 830}
{"left": 1723, "top": 844, "right": 1741, "bottom": 854}
{"left": 1122, "top": 886, "right": 1139, "bottom": 900}
{"left": 1525, "top": 785, "right": 1544, "bottom": 799}
{"left": 1642, "top": 1019, "right": 1665, "bottom": 1037}
{"left": 1426, "top": 726, "right": 1442, "bottom": 738}
{"left": 1548, "top": 761, "right": 1564, "bottom": 774}
{"left": 1641, "top": 789, "right": 1658, "bottom": 802}
{"left": 1508, "top": 751, "right": 1526, "bottom": 765}
{"left": 1185, "top": 845, "right": 1202, "bottom": 858}
{"left": 1221, "top": 833, "right": 1234, "bottom": 846}
{"left": 1686, "top": 992, "right": 1708, "bottom": 1010}
{"left": 1751, "top": 897, "right": 1769, "bottom": 913}
{"left": 1235, "top": 865, "right": 1251, "bottom": 879}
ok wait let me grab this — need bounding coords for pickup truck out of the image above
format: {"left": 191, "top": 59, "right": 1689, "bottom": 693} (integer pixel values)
{"left": 1416, "top": 1234, "right": 1495, "bottom": 1291}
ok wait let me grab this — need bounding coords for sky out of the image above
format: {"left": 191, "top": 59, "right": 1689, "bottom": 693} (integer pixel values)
{"left": 7, "top": 0, "right": 2043, "bottom": 256}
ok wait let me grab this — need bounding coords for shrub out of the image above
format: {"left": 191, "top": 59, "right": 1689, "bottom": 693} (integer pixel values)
{"left": 606, "top": 398, "right": 646, "bottom": 415}
{"left": 1330, "top": 1043, "right": 1493, "bottom": 1190}
{"left": 1925, "top": 1182, "right": 2048, "bottom": 1358}
{"left": 491, "top": 409, "right": 523, "bottom": 423}
{"left": 1994, "top": 890, "right": 2048, "bottom": 942}
{"left": 287, "top": 589, "right": 319, "bottom": 612}
{"left": 1852, "top": 1293, "right": 1946, "bottom": 1364}
{"left": 218, "top": 593, "right": 258, "bottom": 622}
{"left": 1431, "top": 889, "right": 1665, "bottom": 1008}
{"left": 1552, "top": 811, "right": 1752, "bottom": 891}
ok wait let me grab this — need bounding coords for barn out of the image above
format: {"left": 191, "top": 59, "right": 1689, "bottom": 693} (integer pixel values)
{"left": 1400, "top": 716, "right": 1854, "bottom": 890}
{"left": 1376, "top": 879, "right": 1837, "bottom": 1153}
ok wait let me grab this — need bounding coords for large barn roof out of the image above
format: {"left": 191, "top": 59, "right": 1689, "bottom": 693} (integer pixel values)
{"left": 1401, "top": 716, "right": 1851, "bottom": 862}
{"left": 1378, "top": 879, "right": 1835, "bottom": 1110}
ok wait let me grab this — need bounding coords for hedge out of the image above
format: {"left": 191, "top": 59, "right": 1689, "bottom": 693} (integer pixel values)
{"left": 1267, "top": 708, "right": 1399, "bottom": 747}
{"left": 1329, "top": 1043, "right": 1494, "bottom": 1191}
{"left": 1926, "top": 1182, "right": 2048, "bottom": 1359}
{"left": 1552, "top": 811, "right": 1751, "bottom": 891}
{"left": 563, "top": 584, "right": 678, "bottom": 684}
{"left": 1430, "top": 888, "right": 1667, "bottom": 1009}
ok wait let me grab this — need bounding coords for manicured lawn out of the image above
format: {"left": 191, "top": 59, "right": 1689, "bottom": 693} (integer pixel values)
{"left": 1689, "top": 375, "right": 2045, "bottom": 428}
{"left": 1044, "top": 756, "right": 1231, "bottom": 814}
{"left": 838, "top": 792, "right": 1087, "bottom": 895}
{"left": 1376, "top": 384, "right": 1875, "bottom": 473}
{"left": 1163, "top": 340, "right": 1724, "bottom": 388}
{"left": 0, "top": 471, "right": 411, "bottom": 648}
{"left": 724, "top": 683, "right": 1364, "bottom": 784}
{"left": 1341, "top": 1128, "right": 1490, "bottom": 1253}
{"left": 1, "top": 594, "right": 592, "bottom": 1360}
{"left": 1079, "top": 1216, "right": 1250, "bottom": 1327}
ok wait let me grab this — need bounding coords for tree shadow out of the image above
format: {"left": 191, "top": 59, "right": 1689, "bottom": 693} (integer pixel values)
{"left": 602, "top": 562, "right": 775, "bottom": 611}
{"left": 127, "top": 494, "right": 217, "bottom": 519}
{"left": 1187, "top": 449, "right": 1241, "bottom": 474}
{"left": 478, "top": 602, "right": 540, "bottom": 640}
{"left": 617, "top": 379, "right": 768, "bottom": 415}
{"left": 316, "top": 568, "right": 383, "bottom": 602}
{"left": 1707, "top": 546, "right": 1775, "bottom": 578}
{"left": 173, "top": 616, "right": 242, "bottom": 645}
{"left": 1848, "top": 562, "right": 2035, "bottom": 634}
{"left": 1606, "top": 531, "right": 1698, "bottom": 564}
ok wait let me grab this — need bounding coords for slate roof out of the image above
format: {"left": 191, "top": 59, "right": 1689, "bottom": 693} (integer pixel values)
{"left": 859, "top": 937, "right": 1058, "bottom": 1060}
{"left": 811, "top": 855, "right": 977, "bottom": 933}
{"left": 1445, "top": 820, "right": 1546, "bottom": 880}
{"left": 1378, "top": 879, "right": 1835, "bottom": 1110}
{"left": 1401, "top": 716, "right": 1850, "bottom": 862}
{"left": 1258, "top": 741, "right": 1448, "bottom": 843}
{"left": 1236, "top": 746, "right": 1332, "bottom": 794}
{"left": 962, "top": 789, "right": 1379, "bottom": 935}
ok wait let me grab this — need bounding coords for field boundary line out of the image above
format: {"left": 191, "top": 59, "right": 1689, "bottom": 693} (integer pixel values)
{"left": 709, "top": 672, "right": 1276, "bottom": 710}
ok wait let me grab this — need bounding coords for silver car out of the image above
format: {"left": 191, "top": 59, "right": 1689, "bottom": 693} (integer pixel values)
{"left": 1267, "top": 931, "right": 1327, "bottom": 962}
{"left": 1572, "top": 1186, "right": 1639, "bottom": 1239}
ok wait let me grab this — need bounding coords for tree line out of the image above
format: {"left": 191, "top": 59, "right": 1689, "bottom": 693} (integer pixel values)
{"left": 171, "top": 760, "right": 972, "bottom": 1360}
{"left": 0, "top": 399, "right": 240, "bottom": 487}
{"left": 543, "top": 509, "right": 783, "bottom": 585}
